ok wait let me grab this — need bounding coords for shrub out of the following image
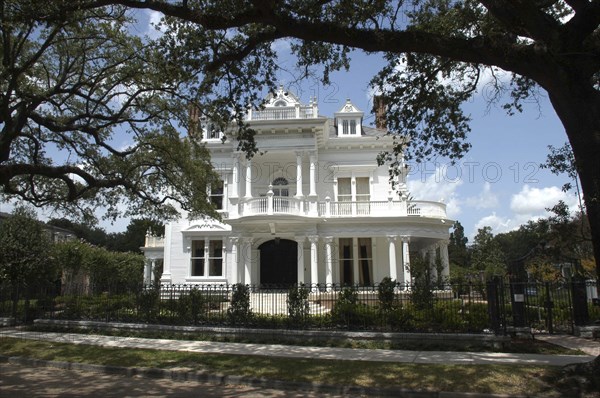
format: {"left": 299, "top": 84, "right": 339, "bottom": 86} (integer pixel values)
{"left": 227, "top": 283, "right": 251, "bottom": 325}
{"left": 378, "top": 277, "right": 397, "bottom": 312}
{"left": 137, "top": 289, "right": 159, "bottom": 323}
{"left": 287, "top": 284, "right": 310, "bottom": 327}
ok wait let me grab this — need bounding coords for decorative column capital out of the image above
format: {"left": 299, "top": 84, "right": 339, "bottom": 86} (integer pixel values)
{"left": 400, "top": 235, "right": 411, "bottom": 243}
{"left": 295, "top": 236, "right": 306, "bottom": 244}
{"left": 323, "top": 236, "right": 334, "bottom": 244}
{"left": 386, "top": 235, "right": 398, "bottom": 243}
{"left": 308, "top": 235, "right": 319, "bottom": 244}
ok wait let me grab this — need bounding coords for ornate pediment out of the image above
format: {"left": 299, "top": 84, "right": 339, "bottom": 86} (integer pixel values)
{"left": 182, "top": 220, "right": 232, "bottom": 234}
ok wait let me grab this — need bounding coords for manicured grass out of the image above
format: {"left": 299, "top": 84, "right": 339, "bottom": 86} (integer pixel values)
{"left": 0, "top": 337, "right": 570, "bottom": 396}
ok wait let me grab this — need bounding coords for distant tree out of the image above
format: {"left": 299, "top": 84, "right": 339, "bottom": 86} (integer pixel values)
{"left": 0, "top": 206, "right": 58, "bottom": 318}
{"left": 47, "top": 218, "right": 110, "bottom": 247}
{"left": 470, "top": 227, "right": 505, "bottom": 280}
{"left": 106, "top": 219, "right": 163, "bottom": 253}
{"left": 448, "top": 221, "right": 469, "bottom": 268}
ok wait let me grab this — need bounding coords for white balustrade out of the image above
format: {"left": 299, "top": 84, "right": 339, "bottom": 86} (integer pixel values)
{"left": 235, "top": 198, "right": 446, "bottom": 218}
{"left": 247, "top": 106, "right": 317, "bottom": 121}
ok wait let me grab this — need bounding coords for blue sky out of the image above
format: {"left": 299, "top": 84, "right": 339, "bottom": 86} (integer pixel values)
{"left": 2, "top": 10, "right": 580, "bottom": 242}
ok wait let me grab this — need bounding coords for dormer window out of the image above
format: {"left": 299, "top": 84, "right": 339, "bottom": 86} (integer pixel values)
{"left": 335, "top": 99, "right": 363, "bottom": 137}
{"left": 202, "top": 121, "right": 223, "bottom": 141}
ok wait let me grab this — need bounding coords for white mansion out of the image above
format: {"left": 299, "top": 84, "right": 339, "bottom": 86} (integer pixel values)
{"left": 142, "top": 87, "right": 452, "bottom": 287}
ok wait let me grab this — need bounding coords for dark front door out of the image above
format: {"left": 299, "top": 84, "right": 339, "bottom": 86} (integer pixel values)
{"left": 259, "top": 239, "right": 297, "bottom": 287}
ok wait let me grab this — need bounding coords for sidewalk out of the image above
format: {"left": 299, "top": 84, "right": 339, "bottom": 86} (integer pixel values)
{"left": 535, "top": 334, "right": 600, "bottom": 357}
{"left": 1, "top": 329, "right": 595, "bottom": 367}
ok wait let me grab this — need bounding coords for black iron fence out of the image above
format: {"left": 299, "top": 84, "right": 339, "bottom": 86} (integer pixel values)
{"left": 0, "top": 280, "right": 598, "bottom": 334}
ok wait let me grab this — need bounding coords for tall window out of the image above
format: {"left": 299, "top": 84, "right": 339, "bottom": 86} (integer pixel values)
{"left": 338, "top": 238, "right": 353, "bottom": 285}
{"left": 356, "top": 177, "right": 370, "bottom": 215}
{"left": 350, "top": 119, "right": 357, "bottom": 135}
{"left": 358, "top": 238, "right": 373, "bottom": 285}
{"left": 337, "top": 178, "right": 352, "bottom": 215}
{"left": 191, "top": 240, "right": 205, "bottom": 276}
{"left": 191, "top": 239, "right": 224, "bottom": 277}
{"left": 210, "top": 179, "right": 224, "bottom": 210}
{"left": 209, "top": 240, "right": 223, "bottom": 276}
{"left": 342, "top": 120, "right": 349, "bottom": 135}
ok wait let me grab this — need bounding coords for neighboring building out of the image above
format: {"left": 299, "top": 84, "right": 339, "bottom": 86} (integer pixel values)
{"left": 142, "top": 87, "right": 452, "bottom": 287}
{"left": 0, "top": 211, "right": 75, "bottom": 243}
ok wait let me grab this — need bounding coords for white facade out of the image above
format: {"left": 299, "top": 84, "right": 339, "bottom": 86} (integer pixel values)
{"left": 143, "top": 87, "right": 452, "bottom": 287}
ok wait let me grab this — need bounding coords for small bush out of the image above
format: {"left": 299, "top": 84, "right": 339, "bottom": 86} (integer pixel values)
{"left": 287, "top": 284, "right": 310, "bottom": 327}
{"left": 137, "top": 289, "right": 159, "bottom": 323}
{"left": 227, "top": 283, "right": 251, "bottom": 325}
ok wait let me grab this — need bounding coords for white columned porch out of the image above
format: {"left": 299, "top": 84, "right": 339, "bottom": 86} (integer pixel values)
{"left": 440, "top": 239, "right": 450, "bottom": 280}
{"left": 295, "top": 151, "right": 304, "bottom": 198}
{"left": 296, "top": 237, "right": 305, "bottom": 284}
{"left": 144, "top": 259, "right": 152, "bottom": 285}
{"left": 227, "top": 237, "right": 239, "bottom": 285}
{"left": 244, "top": 158, "right": 253, "bottom": 199}
{"left": 401, "top": 236, "right": 411, "bottom": 288}
{"left": 387, "top": 236, "right": 398, "bottom": 282}
{"left": 242, "top": 237, "right": 253, "bottom": 285}
{"left": 231, "top": 153, "right": 240, "bottom": 198}
{"left": 308, "top": 152, "right": 317, "bottom": 215}
{"left": 324, "top": 236, "right": 333, "bottom": 288}
{"left": 309, "top": 152, "right": 317, "bottom": 196}
{"left": 428, "top": 245, "right": 438, "bottom": 283}
{"left": 160, "top": 223, "right": 172, "bottom": 284}
{"left": 308, "top": 235, "right": 319, "bottom": 288}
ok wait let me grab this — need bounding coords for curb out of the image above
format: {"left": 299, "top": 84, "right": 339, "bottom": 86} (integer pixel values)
{"left": 0, "top": 355, "right": 530, "bottom": 398}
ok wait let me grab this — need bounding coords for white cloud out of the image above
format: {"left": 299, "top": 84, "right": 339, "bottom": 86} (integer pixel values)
{"left": 510, "top": 184, "right": 578, "bottom": 215}
{"left": 407, "top": 166, "right": 462, "bottom": 219}
{"left": 470, "top": 184, "right": 580, "bottom": 239}
{"left": 146, "top": 10, "right": 164, "bottom": 39}
{"left": 465, "top": 182, "right": 499, "bottom": 209}
{"left": 473, "top": 212, "right": 514, "bottom": 235}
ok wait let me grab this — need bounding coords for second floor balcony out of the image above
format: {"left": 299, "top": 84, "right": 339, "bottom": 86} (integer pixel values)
{"left": 234, "top": 196, "right": 447, "bottom": 219}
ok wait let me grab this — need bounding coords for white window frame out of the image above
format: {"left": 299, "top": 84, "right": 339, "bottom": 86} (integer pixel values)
{"left": 190, "top": 239, "right": 224, "bottom": 278}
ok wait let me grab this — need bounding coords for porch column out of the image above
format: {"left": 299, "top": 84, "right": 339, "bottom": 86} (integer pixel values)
{"left": 324, "top": 236, "right": 333, "bottom": 288}
{"left": 295, "top": 151, "right": 304, "bottom": 198}
{"left": 244, "top": 158, "right": 253, "bottom": 199}
{"left": 242, "top": 237, "right": 253, "bottom": 285}
{"left": 401, "top": 236, "right": 411, "bottom": 289}
{"left": 231, "top": 153, "right": 240, "bottom": 198}
{"left": 387, "top": 236, "right": 398, "bottom": 282}
{"left": 150, "top": 259, "right": 156, "bottom": 284}
{"left": 144, "top": 259, "right": 152, "bottom": 285}
{"left": 309, "top": 152, "right": 317, "bottom": 196}
{"left": 440, "top": 239, "right": 450, "bottom": 281}
{"left": 296, "top": 237, "right": 305, "bottom": 284}
{"left": 160, "top": 223, "right": 172, "bottom": 284}
{"left": 428, "top": 245, "right": 438, "bottom": 283}
{"left": 227, "top": 237, "right": 239, "bottom": 285}
{"left": 309, "top": 235, "right": 319, "bottom": 288}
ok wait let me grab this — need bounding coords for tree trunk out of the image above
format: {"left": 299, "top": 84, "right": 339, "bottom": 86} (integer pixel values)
{"left": 547, "top": 81, "right": 600, "bottom": 293}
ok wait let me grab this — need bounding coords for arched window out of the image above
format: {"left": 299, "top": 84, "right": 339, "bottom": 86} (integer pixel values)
{"left": 272, "top": 177, "right": 289, "bottom": 197}
{"left": 274, "top": 100, "right": 287, "bottom": 107}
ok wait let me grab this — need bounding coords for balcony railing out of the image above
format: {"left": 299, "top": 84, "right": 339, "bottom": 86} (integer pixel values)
{"left": 246, "top": 105, "right": 318, "bottom": 121}
{"left": 237, "top": 197, "right": 447, "bottom": 219}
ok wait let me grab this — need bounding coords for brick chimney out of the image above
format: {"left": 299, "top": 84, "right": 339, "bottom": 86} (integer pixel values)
{"left": 188, "top": 104, "right": 200, "bottom": 138}
{"left": 373, "top": 95, "right": 387, "bottom": 130}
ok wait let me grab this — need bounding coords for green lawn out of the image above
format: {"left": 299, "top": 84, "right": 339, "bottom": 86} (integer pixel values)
{"left": 0, "top": 337, "right": 579, "bottom": 396}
